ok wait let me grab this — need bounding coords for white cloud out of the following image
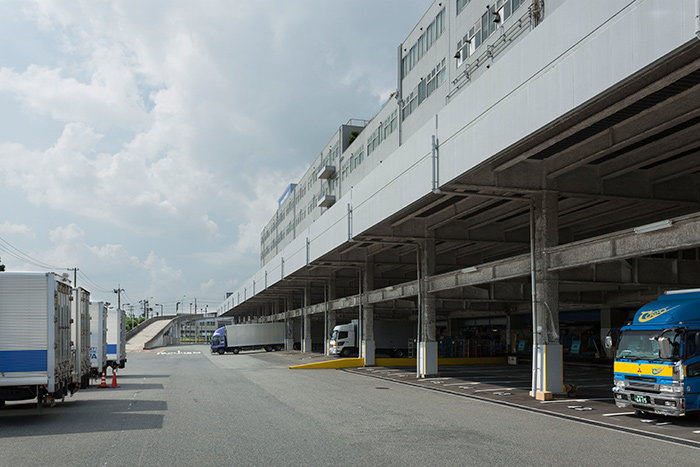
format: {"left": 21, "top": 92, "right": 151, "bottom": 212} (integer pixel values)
{"left": 0, "top": 222, "right": 36, "bottom": 238}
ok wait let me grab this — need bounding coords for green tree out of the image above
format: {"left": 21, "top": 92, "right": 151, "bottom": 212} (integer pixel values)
{"left": 0, "top": 256, "right": 5, "bottom": 272}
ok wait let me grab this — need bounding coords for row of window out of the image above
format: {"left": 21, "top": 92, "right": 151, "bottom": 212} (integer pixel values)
{"left": 456, "top": 0, "right": 528, "bottom": 65}
{"left": 367, "top": 109, "right": 398, "bottom": 157}
{"left": 401, "top": 8, "right": 445, "bottom": 78}
{"left": 402, "top": 58, "right": 446, "bottom": 121}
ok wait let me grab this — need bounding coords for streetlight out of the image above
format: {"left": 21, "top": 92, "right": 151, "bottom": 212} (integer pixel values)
{"left": 155, "top": 303, "right": 164, "bottom": 316}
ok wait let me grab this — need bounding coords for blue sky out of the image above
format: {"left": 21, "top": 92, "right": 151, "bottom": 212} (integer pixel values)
{"left": 0, "top": 0, "right": 433, "bottom": 314}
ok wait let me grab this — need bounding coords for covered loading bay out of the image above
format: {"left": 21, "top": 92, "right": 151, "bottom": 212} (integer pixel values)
{"left": 223, "top": 17, "right": 700, "bottom": 395}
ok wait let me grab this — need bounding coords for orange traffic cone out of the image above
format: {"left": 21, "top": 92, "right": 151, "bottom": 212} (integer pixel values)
{"left": 110, "top": 368, "right": 119, "bottom": 388}
{"left": 97, "top": 371, "right": 107, "bottom": 389}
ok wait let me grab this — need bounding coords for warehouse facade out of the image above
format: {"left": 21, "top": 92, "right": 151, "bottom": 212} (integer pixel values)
{"left": 219, "top": 0, "right": 700, "bottom": 396}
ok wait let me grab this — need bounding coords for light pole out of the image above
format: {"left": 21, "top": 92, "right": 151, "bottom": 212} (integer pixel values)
{"left": 155, "top": 303, "right": 164, "bottom": 316}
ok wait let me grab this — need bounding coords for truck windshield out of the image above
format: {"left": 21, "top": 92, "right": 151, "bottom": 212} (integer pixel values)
{"left": 211, "top": 336, "right": 221, "bottom": 346}
{"left": 616, "top": 329, "right": 682, "bottom": 361}
{"left": 330, "top": 330, "right": 338, "bottom": 341}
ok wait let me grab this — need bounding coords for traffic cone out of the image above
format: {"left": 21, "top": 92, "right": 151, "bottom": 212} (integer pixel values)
{"left": 97, "top": 371, "right": 107, "bottom": 389}
{"left": 110, "top": 368, "right": 119, "bottom": 388}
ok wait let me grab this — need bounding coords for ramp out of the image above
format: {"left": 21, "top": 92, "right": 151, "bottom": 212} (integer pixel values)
{"left": 126, "top": 319, "right": 174, "bottom": 351}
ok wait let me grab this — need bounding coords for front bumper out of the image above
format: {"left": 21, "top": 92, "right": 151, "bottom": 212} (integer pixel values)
{"left": 612, "top": 387, "right": 686, "bottom": 416}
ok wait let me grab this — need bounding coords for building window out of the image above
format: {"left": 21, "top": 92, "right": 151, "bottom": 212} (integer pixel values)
{"left": 456, "top": 0, "right": 470, "bottom": 15}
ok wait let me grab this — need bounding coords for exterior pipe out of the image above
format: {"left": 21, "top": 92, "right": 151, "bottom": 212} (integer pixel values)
{"left": 530, "top": 199, "right": 538, "bottom": 398}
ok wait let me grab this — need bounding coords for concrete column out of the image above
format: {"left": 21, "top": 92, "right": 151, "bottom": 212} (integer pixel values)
{"left": 600, "top": 306, "right": 612, "bottom": 358}
{"left": 362, "top": 261, "right": 375, "bottom": 366}
{"left": 326, "top": 275, "right": 337, "bottom": 356}
{"left": 532, "top": 191, "right": 562, "bottom": 396}
{"left": 303, "top": 287, "right": 312, "bottom": 353}
{"left": 285, "top": 295, "right": 294, "bottom": 351}
{"left": 419, "top": 238, "right": 438, "bottom": 377}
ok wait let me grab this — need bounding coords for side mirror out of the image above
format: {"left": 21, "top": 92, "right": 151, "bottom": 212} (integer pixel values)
{"left": 604, "top": 336, "right": 613, "bottom": 349}
{"left": 658, "top": 336, "right": 671, "bottom": 359}
{"left": 695, "top": 333, "right": 700, "bottom": 347}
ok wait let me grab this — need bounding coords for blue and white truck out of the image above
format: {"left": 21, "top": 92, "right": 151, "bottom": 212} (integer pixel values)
{"left": 211, "top": 323, "right": 285, "bottom": 354}
{"left": 106, "top": 308, "right": 127, "bottom": 369}
{"left": 71, "top": 286, "right": 92, "bottom": 389}
{"left": 0, "top": 272, "right": 74, "bottom": 407}
{"left": 610, "top": 289, "right": 700, "bottom": 416}
{"left": 89, "top": 301, "right": 108, "bottom": 378}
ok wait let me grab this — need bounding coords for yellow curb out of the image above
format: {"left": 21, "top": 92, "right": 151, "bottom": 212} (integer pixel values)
{"left": 289, "top": 358, "right": 364, "bottom": 369}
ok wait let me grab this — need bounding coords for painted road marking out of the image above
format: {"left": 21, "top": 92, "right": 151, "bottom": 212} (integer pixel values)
{"left": 157, "top": 350, "right": 202, "bottom": 355}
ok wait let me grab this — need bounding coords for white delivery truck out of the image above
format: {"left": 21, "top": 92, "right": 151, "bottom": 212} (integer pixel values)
{"left": 0, "top": 272, "right": 74, "bottom": 407}
{"left": 71, "top": 286, "right": 92, "bottom": 389}
{"left": 106, "top": 308, "right": 127, "bottom": 369}
{"left": 330, "top": 319, "right": 416, "bottom": 358}
{"left": 210, "top": 323, "right": 285, "bottom": 354}
{"left": 89, "top": 301, "right": 108, "bottom": 378}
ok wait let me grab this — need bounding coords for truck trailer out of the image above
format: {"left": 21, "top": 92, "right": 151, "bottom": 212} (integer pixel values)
{"left": 211, "top": 323, "right": 285, "bottom": 354}
{"left": 89, "top": 301, "right": 108, "bottom": 378}
{"left": 106, "top": 308, "right": 127, "bottom": 369}
{"left": 71, "top": 286, "right": 92, "bottom": 389}
{"left": 0, "top": 272, "right": 74, "bottom": 407}
{"left": 330, "top": 319, "right": 415, "bottom": 358}
{"left": 609, "top": 289, "right": 700, "bottom": 416}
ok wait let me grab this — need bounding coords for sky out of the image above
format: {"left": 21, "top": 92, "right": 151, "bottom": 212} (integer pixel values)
{"left": 0, "top": 0, "right": 433, "bottom": 316}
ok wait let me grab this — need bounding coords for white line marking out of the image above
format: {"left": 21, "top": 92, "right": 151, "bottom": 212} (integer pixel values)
{"left": 603, "top": 412, "right": 635, "bottom": 417}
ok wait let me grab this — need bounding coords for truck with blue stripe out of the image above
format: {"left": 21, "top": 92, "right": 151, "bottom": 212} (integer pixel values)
{"left": 106, "top": 308, "right": 127, "bottom": 369}
{"left": 0, "top": 272, "right": 74, "bottom": 407}
{"left": 89, "top": 301, "right": 108, "bottom": 378}
{"left": 610, "top": 289, "right": 700, "bottom": 416}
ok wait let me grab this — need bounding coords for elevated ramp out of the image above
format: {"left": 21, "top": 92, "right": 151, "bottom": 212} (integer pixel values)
{"left": 126, "top": 319, "right": 174, "bottom": 351}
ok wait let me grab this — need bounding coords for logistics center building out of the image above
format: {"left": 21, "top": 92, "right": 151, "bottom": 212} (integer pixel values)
{"left": 218, "top": 0, "right": 700, "bottom": 395}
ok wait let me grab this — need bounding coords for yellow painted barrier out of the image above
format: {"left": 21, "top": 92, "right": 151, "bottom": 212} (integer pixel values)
{"left": 289, "top": 358, "right": 364, "bottom": 369}
{"left": 289, "top": 356, "right": 507, "bottom": 369}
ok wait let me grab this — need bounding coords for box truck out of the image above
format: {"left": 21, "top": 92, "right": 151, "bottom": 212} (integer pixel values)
{"left": 89, "top": 301, "right": 108, "bottom": 378}
{"left": 330, "top": 319, "right": 415, "bottom": 358}
{"left": 106, "top": 308, "right": 127, "bottom": 369}
{"left": 211, "top": 323, "right": 285, "bottom": 354}
{"left": 0, "top": 272, "right": 74, "bottom": 407}
{"left": 609, "top": 289, "right": 700, "bottom": 416}
{"left": 71, "top": 286, "right": 92, "bottom": 389}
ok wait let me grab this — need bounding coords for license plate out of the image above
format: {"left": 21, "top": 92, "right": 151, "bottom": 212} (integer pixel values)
{"left": 632, "top": 394, "right": 648, "bottom": 404}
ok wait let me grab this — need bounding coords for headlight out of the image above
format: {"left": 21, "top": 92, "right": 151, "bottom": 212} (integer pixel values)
{"left": 659, "top": 383, "right": 683, "bottom": 393}
{"left": 614, "top": 380, "right": 627, "bottom": 389}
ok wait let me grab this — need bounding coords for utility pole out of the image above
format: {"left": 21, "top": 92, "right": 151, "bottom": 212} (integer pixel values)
{"left": 113, "top": 285, "right": 124, "bottom": 310}
{"left": 68, "top": 267, "right": 78, "bottom": 289}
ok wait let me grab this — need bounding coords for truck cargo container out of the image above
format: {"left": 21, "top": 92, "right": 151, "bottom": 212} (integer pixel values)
{"left": 71, "top": 286, "right": 91, "bottom": 389}
{"left": 89, "top": 301, "right": 108, "bottom": 378}
{"left": 106, "top": 308, "right": 127, "bottom": 369}
{"left": 0, "top": 272, "right": 74, "bottom": 407}
{"left": 609, "top": 289, "right": 700, "bottom": 417}
{"left": 211, "top": 323, "right": 285, "bottom": 354}
{"left": 330, "top": 319, "right": 415, "bottom": 358}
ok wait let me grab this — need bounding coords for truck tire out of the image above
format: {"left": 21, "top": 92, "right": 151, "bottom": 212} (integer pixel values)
{"left": 265, "top": 346, "right": 273, "bottom": 352}
{"left": 218, "top": 348, "right": 225, "bottom": 355}
{"left": 274, "top": 345, "right": 282, "bottom": 351}
{"left": 392, "top": 349, "right": 405, "bottom": 358}
{"left": 340, "top": 348, "right": 351, "bottom": 358}
{"left": 233, "top": 348, "right": 240, "bottom": 354}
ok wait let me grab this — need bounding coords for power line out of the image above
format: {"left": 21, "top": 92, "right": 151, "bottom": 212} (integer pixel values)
{"left": 0, "top": 235, "right": 62, "bottom": 270}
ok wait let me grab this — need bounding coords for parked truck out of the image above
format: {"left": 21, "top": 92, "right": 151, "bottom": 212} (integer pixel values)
{"left": 211, "top": 323, "right": 285, "bottom": 354}
{"left": 71, "top": 286, "right": 92, "bottom": 389}
{"left": 89, "top": 301, "right": 108, "bottom": 378}
{"left": 106, "top": 308, "right": 127, "bottom": 369}
{"left": 330, "top": 319, "right": 415, "bottom": 358}
{"left": 609, "top": 289, "right": 700, "bottom": 416}
{"left": 0, "top": 272, "right": 74, "bottom": 407}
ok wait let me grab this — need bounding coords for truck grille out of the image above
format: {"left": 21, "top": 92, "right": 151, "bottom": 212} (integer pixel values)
{"left": 625, "top": 375, "right": 656, "bottom": 383}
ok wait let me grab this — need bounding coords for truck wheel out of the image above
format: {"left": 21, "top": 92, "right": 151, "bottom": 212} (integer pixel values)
{"left": 218, "top": 348, "right": 225, "bottom": 355}
{"left": 393, "top": 349, "right": 405, "bottom": 358}
{"left": 233, "top": 348, "right": 240, "bottom": 354}
{"left": 340, "top": 348, "right": 351, "bottom": 358}
{"left": 265, "top": 346, "right": 273, "bottom": 352}
{"left": 274, "top": 345, "right": 282, "bottom": 351}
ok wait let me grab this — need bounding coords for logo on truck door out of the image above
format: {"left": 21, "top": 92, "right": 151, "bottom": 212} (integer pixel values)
{"left": 638, "top": 305, "right": 680, "bottom": 323}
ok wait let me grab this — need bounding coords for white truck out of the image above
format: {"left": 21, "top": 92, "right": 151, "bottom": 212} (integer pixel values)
{"left": 0, "top": 272, "right": 74, "bottom": 407}
{"left": 106, "top": 308, "right": 127, "bottom": 369}
{"left": 330, "top": 319, "right": 415, "bottom": 358}
{"left": 210, "top": 323, "right": 285, "bottom": 354}
{"left": 71, "top": 286, "right": 92, "bottom": 389}
{"left": 89, "top": 301, "right": 108, "bottom": 378}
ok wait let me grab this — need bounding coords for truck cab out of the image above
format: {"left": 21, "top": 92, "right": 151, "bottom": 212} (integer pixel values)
{"left": 610, "top": 289, "right": 700, "bottom": 416}
{"left": 329, "top": 323, "right": 356, "bottom": 357}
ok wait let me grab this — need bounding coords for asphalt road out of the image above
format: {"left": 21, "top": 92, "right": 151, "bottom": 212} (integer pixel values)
{"left": 2, "top": 346, "right": 700, "bottom": 466}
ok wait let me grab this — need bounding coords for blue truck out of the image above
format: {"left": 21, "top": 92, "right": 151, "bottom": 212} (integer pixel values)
{"left": 610, "top": 289, "right": 700, "bottom": 416}
{"left": 211, "top": 323, "right": 285, "bottom": 355}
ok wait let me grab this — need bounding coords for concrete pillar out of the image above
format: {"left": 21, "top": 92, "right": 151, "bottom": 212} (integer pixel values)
{"left": 285, "top": 295, "right": 294, "bottom": 351}
{"left": 532, "top": 191, "right": 562, "bottom": 395}
{"left": 419, "top": 238, "right": 438, "bottom": 377}
{"left": 303, "top": 287, "right": 312, "bottom": 353}
{"left": 326, "top": 276, "right": 337, "bottom": 356}
{"left": 362, "top": 261, "right": 375, "bottom": 366}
